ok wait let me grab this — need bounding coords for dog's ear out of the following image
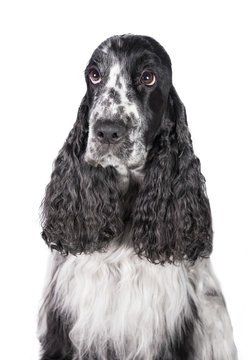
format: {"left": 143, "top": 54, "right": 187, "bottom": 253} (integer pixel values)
{"left": 41, "top": 96, "right": 123, "bottom": 255}
{"left": 131, "top": 86, "right": 213, "bottom": 264}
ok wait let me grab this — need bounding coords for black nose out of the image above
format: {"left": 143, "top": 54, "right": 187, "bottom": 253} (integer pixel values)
{"left": 94, "top": 120, "right": 127, "bottom": 144}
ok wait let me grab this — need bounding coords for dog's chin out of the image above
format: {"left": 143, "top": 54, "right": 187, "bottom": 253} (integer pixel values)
{"left": 84, "top": 152, "right": 145, "bottom": 172}
{"left": 84, "top": 153, "right": 121, "bottom": 168}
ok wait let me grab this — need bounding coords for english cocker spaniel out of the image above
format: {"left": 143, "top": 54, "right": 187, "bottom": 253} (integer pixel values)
{"left": 38, "top": 34, "right": 237, "bottom": 360}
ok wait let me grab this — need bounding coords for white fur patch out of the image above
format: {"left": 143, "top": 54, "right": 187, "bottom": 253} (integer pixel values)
{"left": 39, "top": 251, "right": 237, "bottom": 360}
{"left": 105, "top": 62, "right": 140, "bottom": 120}
{"left": 45, "top": 245, "right": 192, "bottom": 360}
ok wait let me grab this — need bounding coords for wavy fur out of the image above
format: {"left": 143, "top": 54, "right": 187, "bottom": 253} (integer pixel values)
{"left": 131, "top": 86, "right": 213, "bottom": 264}
{"left": 41, "top": 97, "right": 123, "bottom": 255}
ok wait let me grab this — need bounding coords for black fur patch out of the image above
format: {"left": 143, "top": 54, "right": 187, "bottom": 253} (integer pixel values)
{"left": 40, "top": 310, "right": 74, "bottom": 360}
{"left": 155, "top": 299, "right": 198, "bottom": 360}
{"left": 109, "top": 88, "right": 121, "bottom": 104}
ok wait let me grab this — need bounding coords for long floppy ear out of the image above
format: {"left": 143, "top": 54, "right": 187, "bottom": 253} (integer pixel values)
{"left": 131, "top": 86, "right": 213, "bottom": 264}
{"left": 41, "top": 96, "right": 123, "bottom": 255}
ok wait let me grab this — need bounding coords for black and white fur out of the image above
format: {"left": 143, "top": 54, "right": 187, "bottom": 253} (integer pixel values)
{"left": 38, "top": 35, "right": 237, "bottom": 360}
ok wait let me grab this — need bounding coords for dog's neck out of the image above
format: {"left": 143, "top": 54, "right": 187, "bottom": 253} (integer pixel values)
{"left": 114, "top": 165, "right": 145, "bottom": 230}
{"left": 115, "top": 164, "right": 145, "bottom": 194}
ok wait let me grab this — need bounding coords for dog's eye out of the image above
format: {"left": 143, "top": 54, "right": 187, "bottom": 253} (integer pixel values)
{"left": 140, "top": 71, "right": 156, "bottom": 86}
{"left": 89, "top": 69, "right": 102, "bottom": 84}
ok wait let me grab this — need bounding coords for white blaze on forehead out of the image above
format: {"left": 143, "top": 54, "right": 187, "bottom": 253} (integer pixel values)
{"left": 105, "top": 62, "right": 122, "bottom": 88}
{"left": 105, "top": 60, "right": 140, "bottom": 120}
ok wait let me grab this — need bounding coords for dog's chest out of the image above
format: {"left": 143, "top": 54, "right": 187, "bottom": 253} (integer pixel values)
{"left": 53, "top": 246, "right": 191, "bottom": 358}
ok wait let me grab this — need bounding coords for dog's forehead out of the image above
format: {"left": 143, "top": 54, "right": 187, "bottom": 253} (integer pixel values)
{"left": 87, "top": 35, "right": 172, "bottom": 87}
{"left": 99, "top": 35, "right": 146, "bottom": 57}
{"left": 90, "top": 37, "right": 159, "bottom": 73}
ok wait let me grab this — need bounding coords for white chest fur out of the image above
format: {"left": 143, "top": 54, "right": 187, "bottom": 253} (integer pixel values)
{"left": 47, "top": 245, "right": 192, "bottom": 360}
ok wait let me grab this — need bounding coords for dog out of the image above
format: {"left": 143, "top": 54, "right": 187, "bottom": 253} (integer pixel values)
{"left": 38, "top": 34, "right": 237, "bottom": 360}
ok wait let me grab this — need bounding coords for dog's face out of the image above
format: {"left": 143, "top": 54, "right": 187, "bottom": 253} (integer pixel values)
{"left": 84, "top": 35, "right": 172, "bottom": 170}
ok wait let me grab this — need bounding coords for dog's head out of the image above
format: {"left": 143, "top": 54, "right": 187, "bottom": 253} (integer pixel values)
{"left": 41, "top": 35, "right": 213, "bottom": 264}
{"left": 84, "top": 35, "right": 172, "bottom": 171}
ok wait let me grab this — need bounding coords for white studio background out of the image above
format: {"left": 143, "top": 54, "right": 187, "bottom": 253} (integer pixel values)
{"left": 0, "top": 0, "right": 247, "bottom": 359}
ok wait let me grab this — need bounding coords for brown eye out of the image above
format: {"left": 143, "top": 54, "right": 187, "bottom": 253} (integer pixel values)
{"left": 140, "top": 71, "right": 156, "bottom": 86}
{"left": 89, "top": 68, "right": 101, "bottom": 84}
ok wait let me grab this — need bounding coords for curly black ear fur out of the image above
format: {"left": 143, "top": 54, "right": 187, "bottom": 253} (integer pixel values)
{"left": 41, "top": 96, "right": 123, "bottom": 255}
{"left": 131, "top": 86, "right": 213, "bottom": 264}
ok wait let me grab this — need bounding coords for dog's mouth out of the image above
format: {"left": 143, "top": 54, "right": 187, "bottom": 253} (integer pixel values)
{"left": 84, "top": 152, "right": 122, "bottom": 168}
{"left": 84, "top": 147, "right": 146, "bottom": 171}
{"left": 84, "top": 137, "right": 131, "bottom": 166}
